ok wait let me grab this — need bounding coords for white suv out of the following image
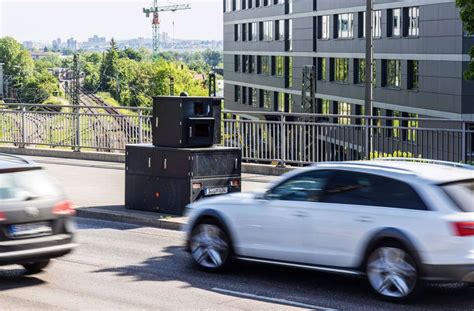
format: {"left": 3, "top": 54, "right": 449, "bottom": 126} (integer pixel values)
{"left": 185, "top": 159, "right": 474, "bottom": 301}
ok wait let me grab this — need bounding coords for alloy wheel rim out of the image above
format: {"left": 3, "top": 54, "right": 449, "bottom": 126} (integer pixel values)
{"left": 190, "top": 224, "right": 229, "bottom": 269}
{"left": 367, "top": 247, "right": 417, "bottom": 298}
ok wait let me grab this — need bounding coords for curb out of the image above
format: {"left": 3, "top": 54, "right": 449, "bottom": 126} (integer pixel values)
{"left": 76, "top": 207, "right": 185, "bottom": 231}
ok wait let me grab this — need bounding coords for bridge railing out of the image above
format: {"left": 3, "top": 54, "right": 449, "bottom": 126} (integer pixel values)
{"left": 1, "top": 103, "right": 473, "bottom": 165}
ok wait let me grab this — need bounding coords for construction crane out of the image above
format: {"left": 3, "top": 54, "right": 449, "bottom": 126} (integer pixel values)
{"left": 143, "top": 1, "right": 191, "bottom": 58}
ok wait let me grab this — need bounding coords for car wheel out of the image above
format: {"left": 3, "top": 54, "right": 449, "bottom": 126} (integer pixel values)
{"left": 23, "top": 259, "right": 50, "bottom": 274}
{"left": 189, "top": 221, "right": 231, "bottom": 272}
{"left": 366, "top": 244, "right": 419, "bottom": 301}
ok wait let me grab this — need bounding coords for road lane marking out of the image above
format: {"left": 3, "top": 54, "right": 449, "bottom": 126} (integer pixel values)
{"left": 212, "top": 287, "right": 337, "bottom": 310}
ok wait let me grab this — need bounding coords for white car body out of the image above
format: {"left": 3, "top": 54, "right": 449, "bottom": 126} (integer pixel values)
{"left": 185, "top": 159, "right": 474, "bottom": 286}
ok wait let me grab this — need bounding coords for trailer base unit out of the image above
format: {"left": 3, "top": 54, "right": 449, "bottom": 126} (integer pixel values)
{"left": 125, "top": 144, "right": 242, "bottom": 215}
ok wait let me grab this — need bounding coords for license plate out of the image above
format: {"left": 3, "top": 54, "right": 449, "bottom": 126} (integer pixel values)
{"left": 9, "top": 222, "right": 52, "bottom": 237}
{"left": 204, "top": 187, "right": 228, "bottom": 196}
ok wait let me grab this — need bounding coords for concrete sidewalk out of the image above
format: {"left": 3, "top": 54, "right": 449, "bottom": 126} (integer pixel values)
{"left": 19, "top": 155, "right": 282, "bottom": 231}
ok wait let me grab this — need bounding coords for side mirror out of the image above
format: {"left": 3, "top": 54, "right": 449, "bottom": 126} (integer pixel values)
{"left": 254, "top": 190, "right": 270, "bottom": 200}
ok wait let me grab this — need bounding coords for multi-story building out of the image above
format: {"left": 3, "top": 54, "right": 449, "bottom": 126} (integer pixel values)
{"left": 67, "top": 38, "right": 78, "bottom": 52}
{"left": 223, "top": 0, "right": 474, "bottom": 122}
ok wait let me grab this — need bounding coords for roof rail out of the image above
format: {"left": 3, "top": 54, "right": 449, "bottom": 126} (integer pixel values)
{"left": 315, "top": 161, "right": 415, "bottom": 174}
{"left": 376, "top": 158, "right": 474, "bottom": 170}
{"left": 0, "top": 153, "right": 31, "bottom": 165}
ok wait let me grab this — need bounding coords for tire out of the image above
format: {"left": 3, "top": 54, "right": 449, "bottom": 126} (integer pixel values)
{"left": 23, "top": 259, "right": 50, "bottom": 275}
{"left": 189, "top": 220, "right": 232, "bottom": 272}
{"left": 366, "top": 242, "right": 420, "bottom": 302}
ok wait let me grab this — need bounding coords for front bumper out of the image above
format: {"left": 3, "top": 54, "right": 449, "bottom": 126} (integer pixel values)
{"left": 422, "top": 264, "right": 474, "bottom": 283}
{"left": 0, "top": 234, "right": 77, "bottom": 265}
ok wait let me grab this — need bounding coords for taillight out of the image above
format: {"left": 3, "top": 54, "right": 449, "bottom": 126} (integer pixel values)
{"left": 230, "top": 179, "right": 240, "bottom": 187}
{"left": 452, "top": 222, "right": 474, "bottom": 237}
{"left": 53, "top": 200, "right": 75, "bottom": 216}
{"left": 0, "top": 211, "right": 6, "bottom": 221}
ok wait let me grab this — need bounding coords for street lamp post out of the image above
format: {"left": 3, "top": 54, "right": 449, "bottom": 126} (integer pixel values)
{"left": 365, "top": 0, "right": 374, "bottom": 159}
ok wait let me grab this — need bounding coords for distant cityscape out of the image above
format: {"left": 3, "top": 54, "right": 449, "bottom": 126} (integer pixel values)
{"left": 22, "top": 34, "right": 223, "bottom": 56}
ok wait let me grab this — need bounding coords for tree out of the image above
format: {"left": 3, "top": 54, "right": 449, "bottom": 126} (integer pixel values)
{"left": 0, "top": 37, "right": 34, "bottom": 87}
{"left": 457, "top": 0, "right": 474, "bottom": 80}
{"left": 202, "top": 49, "right": 222, "bottom": 68}
{"left": 119, "top": 48, "right": 143, "bottom": 62}
{"left": 99, "top": 38, "right": 119, "bottom": 91}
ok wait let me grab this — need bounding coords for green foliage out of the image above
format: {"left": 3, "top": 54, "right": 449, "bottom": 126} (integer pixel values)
{"left": 99, "top": 38, "right": 119, "bottom": 91}
{"left": 119, "top": 48, "right": 143, "bottom": 62}
{"left": 0, "top": 37, "right": 34, "bottom": 87}
{"left": 202, "top": 49, "right": 222, "bottom": 68}
{"left": 456, "top": 0, "right": 474, "bottom": 80}
{"left": 0, "top": 37, "right": 59, "bottom": 103}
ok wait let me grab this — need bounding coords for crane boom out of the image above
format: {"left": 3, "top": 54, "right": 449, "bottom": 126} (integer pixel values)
{"left": 143, "top": 1, "right": 191, "bottom": 58}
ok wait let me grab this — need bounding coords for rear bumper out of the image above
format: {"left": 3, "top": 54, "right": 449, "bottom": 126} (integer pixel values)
{"left": 0, "top": 234, "right": 76, "bottom": 265}
{"left": 422, "top": 264, "right": 474, "bottom": 283}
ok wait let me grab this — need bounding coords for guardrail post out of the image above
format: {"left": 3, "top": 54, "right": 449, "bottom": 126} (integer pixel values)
{"left": 461, "top": 121, "right": 467, "bottom": 163}
{"left": 278, "top": 114, "right": 286, "bottom": 167}
{"left": 20, "top": 106, "right": 26, "bottom": 148}
{"left": 74, "top": 108, "right": 81, "bottom": 152}
{"left": 138, "top": 109, "right": 143, "bottom": 144}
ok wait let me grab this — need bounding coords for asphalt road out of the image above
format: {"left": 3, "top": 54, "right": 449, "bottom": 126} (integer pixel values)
{"left": 1, "top": 217, "right": 473, "bottom": 311}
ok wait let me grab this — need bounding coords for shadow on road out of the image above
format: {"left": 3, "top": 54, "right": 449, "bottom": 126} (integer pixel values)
{"left": 0, "top": 267, "right": 45, "bottom": 292}
{"left": 93, "top": 245, "right": 474, "bottom": 311}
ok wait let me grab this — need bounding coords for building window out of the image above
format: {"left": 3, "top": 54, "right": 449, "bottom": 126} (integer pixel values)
{"left": 336, "top": 13, "right": 353, "bottom": 39}
{"left": 234, "top": 24, "right": 240, "bottom": 41}
{"left": 338, "top": 102, "right": 351, "bottom": 125}
{"left": 249, "top": 55, "right": 255, "bottom": 73}
{"left": 355, "top": 59, "right": 376, "bottom": 85}
{"left": 285, "top": 19, "right": 293, "bottom": 51}
{"left": 285, "top": 57, "right": 293, "bottom": 88}
{"left": 256, "top": 0, "right": 260, "bottom": 7}
{"left": 260, "top": 21, "right": 273, "bottom": 41}
{"left": 235, "top": 0, "right": 241, "bottom": 10}
{"left": 234, "top": 55, "right": 241, "bottom": 72}
{"left": 248, "top": 0, "right": 252, "bottom": 9}
{"left": 242, "top": 55, "right": 248, "bottom": 73}
{"left": 275, "top": 92, "right": 285, "bottom": 111}
{"left": 234, "top": 85, "right": 241, "bottom": 102}
{"left": 373, "top": 10, "right": 382, "bottom": 38}
{"left": 264, "top": 0, "right": 270, "bottom": 6}
{"left": 317, "top": 58, "right": 326, "bottom": 81}
{"left": 274, "top": 0, "right": 284, "bottom": 4}
{"left": 276, "top": 20, "right": 285, "bottom": 40}
{"left": 273, "top": 56, "right": 284, "bottom": 76}
{"left": 249, "top": 88, "right": 257, "bottom": 107}
{"left": 389, "top": 9, "right": 401, "bottom": 37}
{"left": 224, "top": 0, "right": 232, "bottom": 12}
{"left": 405, "top": 7, "right": 419, "bottom": 37}
{"left": 384, "top": 60, "right": 401, "bottom": 88}
{"left": 242, "top": 86, "right": 247, "bottom": 104}
{"left": 241, "top": 0, "right": 246, "bottom": 10}
{"left": 318, "top": 98, "right": 330, "bottom": 116}
{"left": 262, "top": 90, "right": 272, "bottom": 109}
{"left": 258, "top": 56, "right": 270, "bottom": 75}
{"left": 242, "top": 23, "right": 247, "bottom": 41}
{"left": 332, "top": 58, "right": 349, "bottom": 83}
{"left": 318, "top": 15, "right": 330, "bottom": 39}
{"left": 408, "top": 60, "right": 419, "bottom": 90}
{"left": 407, "top": 113, "right": 418, "bottom": 142}
{"left": 360, "top": 11, "right": 382, "bottom": 38}
{"left": 249, "top": 22, "right": 258, "bottom": 41}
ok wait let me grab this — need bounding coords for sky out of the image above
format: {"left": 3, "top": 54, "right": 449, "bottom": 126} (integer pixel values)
{"left": 0, "top": 0, "right": 223, "bottom": 43}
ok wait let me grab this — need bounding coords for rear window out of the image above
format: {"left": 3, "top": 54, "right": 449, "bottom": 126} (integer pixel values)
{"left": 0, "top": 169, "right": 62, "bottom": 202}
{"left": 440, "top": 180, "right": 474, "bottom": 212}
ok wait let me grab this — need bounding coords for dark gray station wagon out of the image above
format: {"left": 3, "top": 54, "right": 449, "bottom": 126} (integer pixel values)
{"left": 0, "top": 154, "right": 76, "bottom": 274}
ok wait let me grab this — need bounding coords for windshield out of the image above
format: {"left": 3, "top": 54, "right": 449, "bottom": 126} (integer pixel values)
{"left": 0, "top": 169, "right": 62, "bottom": 202}
{"left": 440, "top": 180, "right": 474, "bottom": 212}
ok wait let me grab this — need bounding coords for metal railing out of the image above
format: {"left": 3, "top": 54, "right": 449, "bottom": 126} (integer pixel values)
{"left": 1, "top": 103, "right": 473, "bottom": 165}
{"left": 0, "top": 103, "right": 152, "bottom": 152}
{"left": 221, "top": 110, "right": 474, "bottom": 166}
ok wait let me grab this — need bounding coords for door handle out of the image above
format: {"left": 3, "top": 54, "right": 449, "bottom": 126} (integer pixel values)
{"left": 355, "top": 216, "right": 374, "bottom": 223}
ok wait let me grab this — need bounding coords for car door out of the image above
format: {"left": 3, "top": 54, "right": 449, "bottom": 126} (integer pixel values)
{"left": 236, "top": 170, "right": 330, "bottom": 263}
{"left": 304, "top": 170, "right": 430, "bottom": 268}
